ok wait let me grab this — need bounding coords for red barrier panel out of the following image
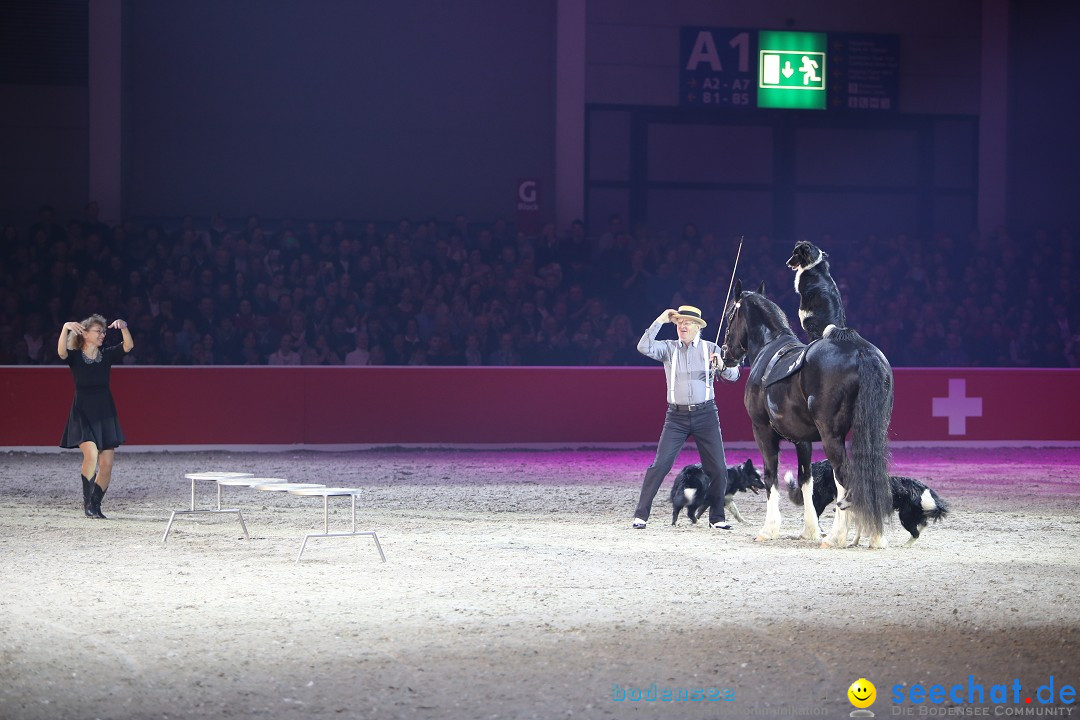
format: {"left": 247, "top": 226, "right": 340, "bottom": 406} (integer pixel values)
{"left": 1, "top": 366, "right": 1077, "bottom": 446}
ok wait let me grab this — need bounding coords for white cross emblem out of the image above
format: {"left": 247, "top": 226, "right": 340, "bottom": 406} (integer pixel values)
{"left": 931, "top": 378, "right": 983, "bottom": 436}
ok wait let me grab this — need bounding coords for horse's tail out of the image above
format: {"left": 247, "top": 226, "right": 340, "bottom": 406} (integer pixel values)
{"left": 784, "top": 470, "right": 804, "bottom": 506}
{"left": 843, "top": 339, "right": 894, "bottom": 538}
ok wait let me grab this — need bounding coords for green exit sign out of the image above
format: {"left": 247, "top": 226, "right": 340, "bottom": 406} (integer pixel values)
{"left": 758, "top": 31, "right": 826, "bottom": 109}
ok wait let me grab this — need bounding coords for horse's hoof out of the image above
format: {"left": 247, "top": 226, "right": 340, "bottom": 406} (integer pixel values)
{"left": 820, "top": 539, "right": 837, "bottom": 549}
{"left": 755, "top": 534, "right": 772, "bottom": 542}
{"left": 799, "top": 532, "right": 821, "bottom": 542}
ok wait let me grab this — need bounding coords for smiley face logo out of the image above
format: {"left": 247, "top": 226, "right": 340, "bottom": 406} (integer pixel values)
{"left": 847, "top": 678, "right": 876, "bottom": 708}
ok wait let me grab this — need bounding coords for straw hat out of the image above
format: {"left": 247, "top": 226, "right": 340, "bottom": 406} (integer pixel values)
{"left": 673, "top": 305, "right": 707, "bottom": 328}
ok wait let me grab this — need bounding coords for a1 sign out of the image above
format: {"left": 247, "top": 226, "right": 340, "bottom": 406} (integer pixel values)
{"left": 679, "top": 27, "right": 756, "bottom": 108}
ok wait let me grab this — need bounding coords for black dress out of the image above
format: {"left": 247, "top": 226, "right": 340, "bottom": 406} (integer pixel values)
{"left": 59, "top": 343, "right": 127, "bottom": 450}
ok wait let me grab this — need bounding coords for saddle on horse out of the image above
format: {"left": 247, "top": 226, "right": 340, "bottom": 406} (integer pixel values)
{"left": 760, "top": 339, "right": 821, "bottom": 386}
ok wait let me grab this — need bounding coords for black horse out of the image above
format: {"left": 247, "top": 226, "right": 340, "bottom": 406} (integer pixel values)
{"left": 719, "top": 281, "right": 894, "bottom": 548}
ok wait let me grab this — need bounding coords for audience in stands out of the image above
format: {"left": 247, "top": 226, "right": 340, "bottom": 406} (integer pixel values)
{"left": 0, "top": 206, "right": 1076, "bottom": 368}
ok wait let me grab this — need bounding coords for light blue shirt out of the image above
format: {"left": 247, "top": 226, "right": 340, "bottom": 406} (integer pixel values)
{"left": 637, "top": 320, "right": 720, "bottom": 405}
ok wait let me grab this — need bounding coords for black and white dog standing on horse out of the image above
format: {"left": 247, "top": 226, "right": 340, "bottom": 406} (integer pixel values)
{"left": 787, "top": 240, "right": 845, "bottom": 341}
{"left": 718, "top": 281, "right": 894, "bottom": 548}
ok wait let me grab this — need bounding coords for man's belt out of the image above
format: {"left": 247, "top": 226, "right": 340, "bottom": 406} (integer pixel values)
{"left": 668, "top": 400, "right": 716, "bottom": 412}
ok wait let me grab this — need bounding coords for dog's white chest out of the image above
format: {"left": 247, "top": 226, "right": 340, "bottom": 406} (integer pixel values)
{"left": 793, "top": 255, "right": 823, "bottom": 293}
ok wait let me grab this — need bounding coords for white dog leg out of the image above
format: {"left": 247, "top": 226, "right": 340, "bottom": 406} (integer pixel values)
{"left": 821, "top": 481, "right": 849, "bottom": 548}
{"left": 725, "top": 497, "right": 747, "bottom": 524}
{"left": 755, "top": 487, "right": 781, "bottom": 541}
{"left": 799, "top": 478, "right": 821, "bottom": 542}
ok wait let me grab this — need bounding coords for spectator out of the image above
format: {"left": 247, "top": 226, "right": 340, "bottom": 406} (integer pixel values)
{"left": 487, "top": 332, "right": 521, "bottom": 365}
{"left": 462, "top": 333, "right": 484, "bottom": 366}
{"left": 344, "top": 332, "right": 371, "bottom": 366}
{"left": 28, "top": 204, "right": 66, "bottom": 246}
{"left": 22, "top": 313, "right": 47, "bottom": 363}
{"left": 1009, "top": 322, "right": 1037, "bottom": 367}
{"left": 367, "top": 344, "right": 388, "bottom": 365}
{"left": 268, "top": 334, "right": 301, "bottom": 365}
{"left": 935, "top": 332, "right": 971, "bottom": 367}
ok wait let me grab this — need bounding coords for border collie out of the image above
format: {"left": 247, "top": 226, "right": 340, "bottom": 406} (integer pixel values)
{"left": 787, "top": 240, "right": 846, "bottom": 340}
{"left": 785, "top": 459, "right": 949, "bottom": 546}
{"left": 671, "top": 459, "right": 765, "bottom": 525}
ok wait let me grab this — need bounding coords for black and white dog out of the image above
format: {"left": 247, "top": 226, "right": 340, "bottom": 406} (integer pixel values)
{"left": 785, "top": 459, "right": 949, "bottom": 546}
{"left": 671, "top": 459, "right": 766, "bottom": 525}
{"left": 787, "top": 240, "right": 846, "bottom": 340}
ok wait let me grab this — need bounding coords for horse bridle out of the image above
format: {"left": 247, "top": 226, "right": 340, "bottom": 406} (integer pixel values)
{"left": 719, "top": 298, "right": 746, "bottom": 368}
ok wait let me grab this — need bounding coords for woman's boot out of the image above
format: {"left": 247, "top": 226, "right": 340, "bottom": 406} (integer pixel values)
{"left": 88, "top": 482, "right": 108, "bottom": 519}
{"left": 82, "top": 474, "right": 96, "bottom": 517}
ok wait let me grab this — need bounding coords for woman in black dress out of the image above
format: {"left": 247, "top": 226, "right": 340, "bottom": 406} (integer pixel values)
{"left": 58, "top": 314, "right": 134, "bottom": 518}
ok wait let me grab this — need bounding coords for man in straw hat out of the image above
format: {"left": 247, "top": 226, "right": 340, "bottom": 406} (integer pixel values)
{"left": 632, "top": 305, "right": 739, "bottom": 530}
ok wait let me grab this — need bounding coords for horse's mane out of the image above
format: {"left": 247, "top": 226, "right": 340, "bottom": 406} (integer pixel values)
{"left": 746, "top": 292, "right": 796, "bottom": 335}
{"left": 825, "top": 326, "right": 861, "bottom": 342}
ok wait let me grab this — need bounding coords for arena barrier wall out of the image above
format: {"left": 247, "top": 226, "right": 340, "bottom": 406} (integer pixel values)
{"left": 1, "top": 367, "right": 1077, "bottom": 448}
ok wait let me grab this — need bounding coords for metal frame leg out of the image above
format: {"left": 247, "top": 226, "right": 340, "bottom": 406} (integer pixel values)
{"left": 162, "top": 477, "right": 250, "bottom": 543}
{"left": 162, "top": 509, "right": 249, "bottom": 543}
{"left": 294, "top": 493, "right": 385, "bottom": 563}
{"left": 162, "top": 511, "right": 180, "bottom": 543}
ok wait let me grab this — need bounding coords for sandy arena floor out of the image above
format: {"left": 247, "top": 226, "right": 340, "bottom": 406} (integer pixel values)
{"left": 1, "top": 446, "right": 1078, "bottom": 719}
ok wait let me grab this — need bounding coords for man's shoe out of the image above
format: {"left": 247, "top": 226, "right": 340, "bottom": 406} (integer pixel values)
{"left": 710, "top": 520, "right": 732, "bottom": 530}
{"left": 632, "top": 517, "right": 647, "bottom": 529}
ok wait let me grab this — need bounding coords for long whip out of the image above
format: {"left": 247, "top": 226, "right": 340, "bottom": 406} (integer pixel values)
{"left": 715, "top": 235, "right": 744, "bottom": 345}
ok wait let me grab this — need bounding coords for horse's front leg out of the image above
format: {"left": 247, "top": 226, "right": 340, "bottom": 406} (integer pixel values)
{"left": 820, "top": 439, "right": 851, "bottom": 549}
{"left": 794, "top": 441, "right": 820, "bottom": 542}
{"left": 754, "top": 429, "right": 783, "bottom": 542}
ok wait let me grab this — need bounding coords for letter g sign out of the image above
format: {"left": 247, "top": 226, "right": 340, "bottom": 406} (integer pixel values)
{"left": 518, "top": 180, "right": 537, "bottom": 204}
